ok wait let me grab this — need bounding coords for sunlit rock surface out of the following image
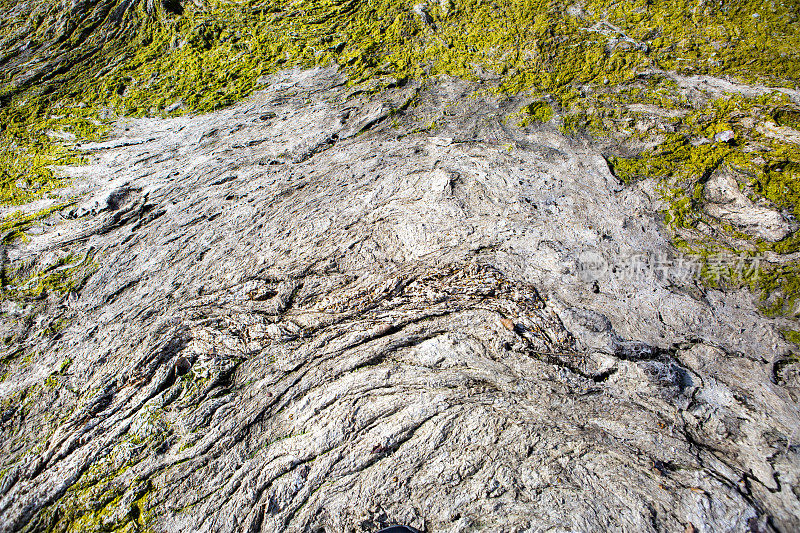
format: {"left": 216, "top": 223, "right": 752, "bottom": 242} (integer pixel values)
{"left": 1, "top": 68, "right": 799, "bottom": 532}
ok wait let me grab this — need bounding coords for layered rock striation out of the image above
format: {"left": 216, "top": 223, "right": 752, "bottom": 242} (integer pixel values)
{"left": 0, "top": 68, "right": 798, "bottom": 532}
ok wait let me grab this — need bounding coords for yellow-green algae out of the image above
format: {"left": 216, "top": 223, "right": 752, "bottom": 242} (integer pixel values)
{"left": 17, "top": 401, "right": 167, "bottom": 533}
{"left": 0, "top": 1, "right": 797, "bottom": 313}
{"left": 519, "top": 101, "right": 554, "bottom": 126}
{"left": 608, "top": 90, "right": 800, "bottom": 315}
{"left": 1, "top": 4, "right": 800, "bottom": 523}
{"left": 0, "top": 202, "right": 74, "bottom": 243}
{"left": 1, "top": 0, "right": 798, "bottom": 201}
{"left": 1, "top": 251, "right": 96, "bottom": 301}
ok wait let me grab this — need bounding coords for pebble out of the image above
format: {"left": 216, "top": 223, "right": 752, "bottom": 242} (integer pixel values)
{"left": 174, "top": 356, "right": 192, "bottom": 376}
{"left": 165, "top": 100, "right": 183, "bottom": 113}
{"left": 714, "top": 130, "right": 735, "bottom": 143}
{"left": 500, "top": 318, "right": 515, "bottom": 331}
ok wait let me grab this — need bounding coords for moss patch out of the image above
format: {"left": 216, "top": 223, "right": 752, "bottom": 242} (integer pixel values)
{"left": 2, "top": 252, "right": 96, "bottom": 301}
{"left": 0, "top": 0, "right": 798, "bottom": 320}
{"left": 0, "top": 203, "right": 73, "bottom": 243}
{"left": 1, "top": 0, "right": 799, "bottom": 204}
{"left": 519, "top": 101, "right": 554, "bottom": 126}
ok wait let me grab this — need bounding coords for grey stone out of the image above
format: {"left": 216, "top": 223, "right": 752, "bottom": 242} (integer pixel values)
{"left": 1, "top": 68, "right": 798, "bottom": 532}
{"left": 704, "top": 166, "right": 796, "bottom": 242}
{"left": 714, "top": 130, "right": 735, "bottom": 143}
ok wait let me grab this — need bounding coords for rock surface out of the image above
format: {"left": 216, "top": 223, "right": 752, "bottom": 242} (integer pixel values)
{"left": 1, "top": 68, "right": 799, "bottom": 532}
{"left": 704, "top": 167, "right": 796, "bottom": 242}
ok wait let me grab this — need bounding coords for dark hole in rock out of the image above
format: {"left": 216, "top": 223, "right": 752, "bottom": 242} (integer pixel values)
{"left": 161, "top": 0, "right": 183, "bottom": 15}
{"left": 174, "top": 356, "right": 192, "bottom": 376}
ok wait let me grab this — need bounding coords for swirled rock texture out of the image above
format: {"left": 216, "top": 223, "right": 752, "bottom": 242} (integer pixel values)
{"left": 1, "top": 68, "right": 799, "bottom": 532}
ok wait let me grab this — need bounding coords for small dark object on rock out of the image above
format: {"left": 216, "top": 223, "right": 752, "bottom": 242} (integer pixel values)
{"left": 591, "top": 280, "right": 600, "bottom": 293}
{"left": 174, "top": 356, "right": 192, "bottom": 376}
{"left": 371, "top": 443, "right": 387, "bottom": 454}
{"left": 376, "top": 527, "right": 421, "bottom": 533}
{"left": 161, "top": 0, "right": 183, "bottom": 15}
{"left": 652, "top": 459, "right": 671, "bottom": 476}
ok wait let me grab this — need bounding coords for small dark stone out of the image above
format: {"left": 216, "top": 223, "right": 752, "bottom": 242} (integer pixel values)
{"left": 174, "top": 356, "right": 192, "bottom": 376}
{"left": 161, "top": 0, "right": 183, "bottom": 15}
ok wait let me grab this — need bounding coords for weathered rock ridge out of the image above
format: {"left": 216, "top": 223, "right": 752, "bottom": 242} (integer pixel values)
{"left": 1, "top": 68, "right": 799, "bottom": 532}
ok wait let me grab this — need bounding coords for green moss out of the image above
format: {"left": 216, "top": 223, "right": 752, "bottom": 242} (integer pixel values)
{"left": 753, "top": 263, "right": 800, "bottom": 317}
{"left": 781, "top": 329, "right": 800, "bottom": 348}
{"left": 0, "top": 203, "right": 72, "bottom": 243}
{"left": 602, "top": 89, "right": 800, "bottom": 319}
{"left": 2, "top": 252, "right": 96, "bottom": 301}
{"left": 561, "top": 111, "right": 608, "bottom": 136}
{"left": 131, "top": 483, "right": 156, "bottom": 530}
{"left": 609, "top": 134, "right": 729, "bottom": 187}
{"left": 773, "top": 108, "right": 800, "bottom": 130}
{"left": 44, "top": 357, "right": 73, "bottom": 387}
{"left": 586, "top": 0, "right": 800, "bottom": 84}
{"left": 43, "top": 318, "right": 71, "bottom": 337}
{"left": 32, "top": 426, "right": 163, "bottom": 532}
{"left": 2, "top": 0, "right": 798, "bottom": 205}
{"left": 176, "top": 439, "right": 197, "bottom": 453}
{"left": 752, "top": 161, "right": 800, "bottom": 218}
{"left": 519, "top": 101, "right": 553, "bottom": 126}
